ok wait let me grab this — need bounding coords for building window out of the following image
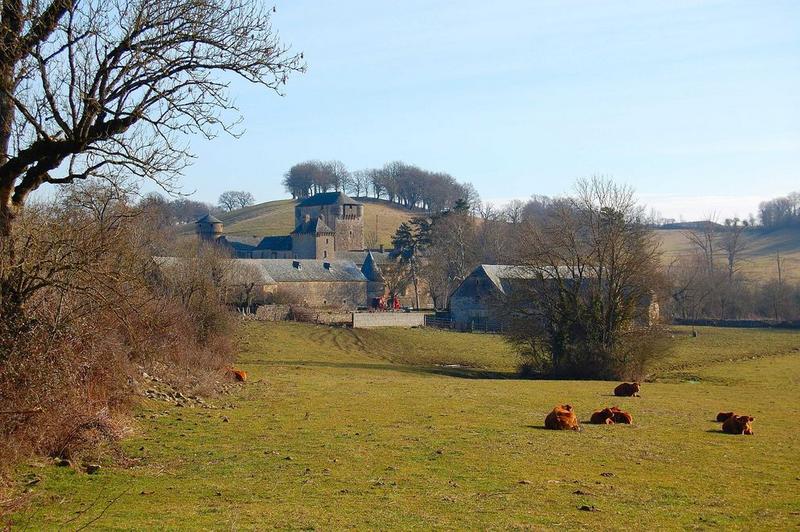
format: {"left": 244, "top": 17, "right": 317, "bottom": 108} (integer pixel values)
{"left": 326, "top": 238, "right": 329, "bottom": 244}
{"left": 349, "top": 231, "right": 353, "bottom": 238}
{"left": 323, "top": 250, "right": 327, "bottom": 258}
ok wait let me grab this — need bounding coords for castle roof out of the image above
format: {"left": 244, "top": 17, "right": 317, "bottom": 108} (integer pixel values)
{"left": 255, "top": 259, "right": 367, "bottom": 283}
{"left": 292, "top": 215, "right": 334, "bottom": 235}
{"left": 196, "top": 214, "right": 222, "bottom": 224}
{"left": 360, "top": 251, "right": 384, "bottom": 282}
{"left": 297, "top": 191, "right": 361, "bottom": 207}
{"left": 255, "top": 235, "right": 293, "bottom": 251}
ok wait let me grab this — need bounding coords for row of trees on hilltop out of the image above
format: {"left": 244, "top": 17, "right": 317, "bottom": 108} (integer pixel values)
{"left": 282, "top": 160, "right": 479, "bottom": 212}
{"left": 759, "top": 191, "right": 800, "bottom": 229}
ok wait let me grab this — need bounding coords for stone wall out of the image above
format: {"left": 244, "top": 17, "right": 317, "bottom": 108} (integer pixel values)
{"left": 335, "top": 214, "right": 363, "bottom": 252}
{"left": 352, "top": 312, "right": 428, "bottom": 328}
{"left": 276, "top": 281, "right": 367, "bottom": 309}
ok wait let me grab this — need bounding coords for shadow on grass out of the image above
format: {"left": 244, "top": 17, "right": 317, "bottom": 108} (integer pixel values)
{"left": 248, "top": 359, "right": 519, "bottom": 380}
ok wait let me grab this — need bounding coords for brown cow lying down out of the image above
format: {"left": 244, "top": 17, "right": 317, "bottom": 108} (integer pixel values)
{"left": 545, "top": 404, "right": 580, "bottom": 431}
{"left": 589, "top": 408, "right": 615, "bottom": 424}
{"left": 722, "top": 414, "right": 754, "bottom": 435}
{"left": 614, "top": 382, "right": 640, "bottom": 397}
{"left": 716, "top": 411, "right": 735, "bottom": 422}
{"left": 609, "top": 406, "right": 633, "bottom": 424}
{"left": 589, "top": 406, "right": 633, "bottom": 424}
{"left": 230, "top": 369, "right": 247, "bottom": 382}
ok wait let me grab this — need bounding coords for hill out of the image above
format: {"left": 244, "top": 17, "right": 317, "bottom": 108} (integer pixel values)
{"left": 655, "top": 227, "right": 800, "bottom": 282}
{"left": 213, "top": 197, "right": 417, "bottom": 248}
{"left": 183, "top": 198, "right": 800, "bottom": 282}
{"left": 11, "top": 322, "right": 800, "bottom": 528}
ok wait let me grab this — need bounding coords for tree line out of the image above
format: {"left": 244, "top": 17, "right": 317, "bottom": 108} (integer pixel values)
{"left": 759, "top": 191, "right": 800, "bottom": 229}
{"left": 282, "top": 160, "right": 479, "bottom": 212}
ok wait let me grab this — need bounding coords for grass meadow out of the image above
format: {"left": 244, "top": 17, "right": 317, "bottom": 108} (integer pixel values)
{"left": 6, "top": 322, "right": 800, "bottom": 530}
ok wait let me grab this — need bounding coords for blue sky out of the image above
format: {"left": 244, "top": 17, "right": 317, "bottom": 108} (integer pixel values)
{"left": 172, "top": 0, "right": 799, "bottom": 220}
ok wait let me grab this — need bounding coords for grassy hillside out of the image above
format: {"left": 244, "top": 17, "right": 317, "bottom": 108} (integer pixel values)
{"left": 9, "top": 322, "right": 800, "bottom": 529}
{"left": 655, "top": 227, "right": 800, "bottom": 282}
{"left": 184, "top": 197, "right": 799, "bottom": 281}
{"left": 214, "top": 197, "right": 416, "bottom": 248}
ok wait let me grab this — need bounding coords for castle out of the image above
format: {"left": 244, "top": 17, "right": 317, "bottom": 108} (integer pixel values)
{"left": 196, "top": 192, "right": 365, "bottom": 260}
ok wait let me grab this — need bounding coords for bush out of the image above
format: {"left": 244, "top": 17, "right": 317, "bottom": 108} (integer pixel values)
{"left": 0, "top": 189, "right": 234, "bottom": 471}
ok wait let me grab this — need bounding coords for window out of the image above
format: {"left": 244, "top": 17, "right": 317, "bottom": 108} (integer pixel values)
{"left": 323, "top": 250, "right": 327, "bottom": 258}
{"left": 326, "top": 238, "right": 329, "bottom": 244}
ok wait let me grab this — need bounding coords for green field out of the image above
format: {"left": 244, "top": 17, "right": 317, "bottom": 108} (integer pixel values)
{"left": 7, "top": 323, "right": 800, "bottom": 529}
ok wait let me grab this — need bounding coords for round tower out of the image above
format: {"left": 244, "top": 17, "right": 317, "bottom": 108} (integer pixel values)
{"left": 196, "top": 214, "right": 224, "bottom": 241}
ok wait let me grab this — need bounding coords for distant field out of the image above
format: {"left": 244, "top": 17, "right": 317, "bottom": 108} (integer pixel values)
{"left": 211, "top": 198, "right": 416, "bottom": 248}
{"left": 10, "top": 322, "right": 800, "bottom": 529}
{"left": 655, "top": 227, "right": 800, "bottom": 282}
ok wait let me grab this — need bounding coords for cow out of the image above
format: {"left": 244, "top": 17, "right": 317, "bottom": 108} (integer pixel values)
{"left": 589, "top": 408, "right": 616, "bottom": 424}
{"left": 716, "top": 412, "right": 735, "bottom": 422}
{"left": 609, "top": 406, "right": 633, "bottom": 424}
{"left": 229, "top": 369, "right": 247, "bottom": 382}
{"left": 722, "top": 414, "right": 754, "bottom": 435}
{"left": 544, "top": 404, "right": 580, "bottom": 431}
{"left": 613, "top": 382, "right": 640, "bottom": 397}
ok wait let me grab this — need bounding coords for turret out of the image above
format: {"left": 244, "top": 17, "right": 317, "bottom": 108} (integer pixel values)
{"left": 196, "top": 214, "right": 224, "bottom": 241}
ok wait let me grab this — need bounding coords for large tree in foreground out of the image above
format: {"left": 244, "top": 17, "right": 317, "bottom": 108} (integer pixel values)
{"left": 499, "top": 178, "right": 668, "bottom": 379}
{"left": 0, "top": 0, "right": 304, "bottom": 237}
{"left": 0, "top": 0, "right": 303, "bottom": 343}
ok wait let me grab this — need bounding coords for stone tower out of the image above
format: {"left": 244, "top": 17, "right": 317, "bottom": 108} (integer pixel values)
{"left": 196, "top": 214, "right": 224, "bottom": 241}
{"left": 294, "top": 192, "right": 364, "bottom": 252}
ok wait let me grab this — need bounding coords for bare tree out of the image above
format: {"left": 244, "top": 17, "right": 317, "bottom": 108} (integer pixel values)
{"left": 500, "top": 178, "right": 667, "bottom": 379}
{"left": 683, "top": 215, "right": 719, "bottom": 274}
{"left": 720, "top": 217, "right": 749, "bottom": 281}
{"left": 218, "top": 190, "right": 254, "bottom": 212}
{"left": 0, "top": 0, "right": 304, "bottom": 238}
{"left": 0, "top": 0, "right": 303, "bottom": 336}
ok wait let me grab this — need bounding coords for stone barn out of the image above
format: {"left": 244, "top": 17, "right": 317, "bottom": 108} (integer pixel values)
{"left": 449, "top": 264, "right": 660, "bottom": 331}
{"left": 256, "top": 259, "right": 367, "bottom": 309}
{"left": 449, "top": 265, "right": 534, "bottom": 330}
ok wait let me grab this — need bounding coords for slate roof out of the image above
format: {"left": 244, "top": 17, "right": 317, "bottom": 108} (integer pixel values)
{"left": 222, "top": 235, "right": 261, "bottom": 252}
{"left": 196, "top": 214, "right": 222, "bottom": 224}
{"left": 255, "top": 235, "right": 293, "bottom": 251}
{"left": 153, "top": 257, "right": 367, "bottom": 283}
{"left": 292, "top": 216, "right": 334, "bottom": 235}
{"left": 256, "top": 259, "right": 367, "bottom": 283}
{"left": 151, "top": 257, "right": 277, "bottom": 285}
{"left": 337, "top": 250, "right": 393, "bottom": 266}
{"left": 297, "top": 191, "right": 361, "bottom": 207}
{"left": 360, "top": 251, "right": 384, "bottom": 282}
{"left": 457, "top": 264, "right": 577, "bottom": 296}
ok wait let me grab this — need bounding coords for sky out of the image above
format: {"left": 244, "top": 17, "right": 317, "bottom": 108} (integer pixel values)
{"left": 159, "top": 0, "right": 799, "bottom": 221}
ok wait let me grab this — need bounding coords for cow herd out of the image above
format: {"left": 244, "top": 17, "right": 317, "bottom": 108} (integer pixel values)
{"left": 544, "top": 382, "right": 755, "bottom": 435}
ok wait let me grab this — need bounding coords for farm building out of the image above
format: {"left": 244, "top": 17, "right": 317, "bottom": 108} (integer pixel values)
{"left": 449, "top": 264, "right": 660, "bottom": 331}
{"left": 153, "top": 257, "right": 370, "bottom": 309}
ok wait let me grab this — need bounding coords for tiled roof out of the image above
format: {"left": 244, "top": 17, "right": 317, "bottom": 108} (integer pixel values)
{"left": 196, "top": 214, "right": 222, "bottom": 224}
{"left": 292, "top": 216, "right": 334, "bottom": 235}
{"left": 255, "top": 235, "right": 293, "bottom": 251}
{"left": 255, "top": 259, "right": 367, "bottom": 282}
{"left": 360, "top": 251, "right": 384, "bottom": 282}
{"left": 337, "top": 250, "right": 393, "bottom": 266}
{"left": 297, "top": 191, "right": 361, "bottom": 207}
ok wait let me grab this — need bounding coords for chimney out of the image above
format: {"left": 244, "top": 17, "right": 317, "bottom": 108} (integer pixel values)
{"left": 379, "top": 244, "right": 384, "bottom": 253}
{"left": 303, "top": 213, "right": 311, "bottom": 223}
{"left": 323, "top": 262, "right": 331, "bottom": 270}
{"left": 292, "top": 260, "right": 301, "bottom": 270}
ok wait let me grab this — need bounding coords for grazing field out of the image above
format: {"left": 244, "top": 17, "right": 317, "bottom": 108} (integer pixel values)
{"left": 7, "top": 323, "right": 800, "bottom": 529}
